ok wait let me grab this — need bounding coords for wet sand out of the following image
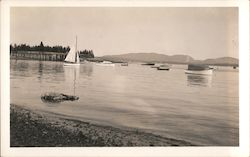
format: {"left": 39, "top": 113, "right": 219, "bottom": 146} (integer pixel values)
{"left": 10, "top": 104, "right": 195, "bottom": 147}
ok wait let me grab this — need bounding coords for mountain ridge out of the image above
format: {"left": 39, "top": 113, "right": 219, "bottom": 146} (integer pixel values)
{"left": 97, "top": 53, "right": 238, "bottom": 66}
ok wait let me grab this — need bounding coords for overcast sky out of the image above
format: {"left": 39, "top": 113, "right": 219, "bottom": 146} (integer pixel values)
{"left": 10, "top": 7, "right": 238, "bottom": 59}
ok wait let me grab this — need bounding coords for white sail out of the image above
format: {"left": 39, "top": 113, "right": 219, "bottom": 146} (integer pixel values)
{"left": 64, "top": 36, "right": 80, "bottom": 64}
{"left": 76, "top": 51, "right": 80, "bottom": 63}
{"left": 64, "top": 46, "right": 76, "bottom": 63}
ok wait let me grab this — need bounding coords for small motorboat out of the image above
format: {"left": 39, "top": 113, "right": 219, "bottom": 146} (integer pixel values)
{"left": 121, "top": 62, "right": 128, "bottom": 66}
{"left": 185, "top": 64, "right": 213, "bottom": 75}
{"left": 96, "top": 61, "right": 115, "bottom": 67}
{"left": 157, "top": 64, "right": 171, "bottom": 70}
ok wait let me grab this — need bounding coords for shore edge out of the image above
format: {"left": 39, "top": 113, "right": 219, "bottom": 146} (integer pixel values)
{"left": 10, "top": 104, "right": 195, "bottom": 147}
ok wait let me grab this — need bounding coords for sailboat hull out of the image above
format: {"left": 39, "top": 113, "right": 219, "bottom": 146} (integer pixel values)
{"left": 64, "top": 62, "right": 80, "bottom": 66}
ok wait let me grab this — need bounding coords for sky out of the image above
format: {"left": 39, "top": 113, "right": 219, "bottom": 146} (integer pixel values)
{"left": 10, "top": 7, "right": 238, "bottom": 59}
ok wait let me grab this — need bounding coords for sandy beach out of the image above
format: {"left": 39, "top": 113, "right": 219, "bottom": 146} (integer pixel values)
{"left": 10, "top": 104, "right": 195, "bottom": 147}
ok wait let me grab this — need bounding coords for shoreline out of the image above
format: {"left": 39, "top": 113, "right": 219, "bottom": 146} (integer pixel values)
{"left": 10, "top": 104, "right": 195, "bottom": 147}
{"left": 10, "top": 58, "right": 238, "bottom": 67}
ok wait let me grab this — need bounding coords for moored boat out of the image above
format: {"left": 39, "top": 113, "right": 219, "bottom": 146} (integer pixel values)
{"left": 96, "top": 61, "right": 115, "bottom": 67}
{"left": 141, "top": 62, "right": 155, "bottom": 66}
{"left": 157, "top": 64, "right": 171, "bottom": 70}
{"left": 121, "top": 62, "right": 128, "bottom": 66}
{"left": 64, "top": 36, "right": 80, "bottom": 66}
{"left": 185, "top": 64, "right": 213, "bottom": 75}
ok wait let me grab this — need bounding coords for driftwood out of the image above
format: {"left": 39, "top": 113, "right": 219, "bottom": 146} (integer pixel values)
{"left": 41, "top": 92, "right": 79, "bottom": 103}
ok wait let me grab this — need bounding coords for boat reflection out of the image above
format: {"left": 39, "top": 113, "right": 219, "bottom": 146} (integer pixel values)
{"left": 186, "top": 74, "right": 212, "bottom": 87}
{"left": 64, "top": 66, "right": 80, "bottom": 96}
{"left": 80, "top": 63, "right": 93, "bottom": 76}
{"left": 37, "top": 61, "right": 43, "bottom": 81}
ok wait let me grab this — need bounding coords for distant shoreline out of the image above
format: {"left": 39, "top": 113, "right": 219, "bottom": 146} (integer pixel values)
{"left": 10, "top": 104, "right": 195, "bottom": 147}
{"left": 10, "top": 58, "right": 239, "bottom": 68}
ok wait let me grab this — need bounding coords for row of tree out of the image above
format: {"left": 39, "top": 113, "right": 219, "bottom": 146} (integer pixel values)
{"left": 10, "top": 42, "right": 70, "bottom": 53}
{"left": 79, "top": 50, "right": 94, "bottom": 58}
{"left": 10, "top": 42, "right": 94, "bottom": 58}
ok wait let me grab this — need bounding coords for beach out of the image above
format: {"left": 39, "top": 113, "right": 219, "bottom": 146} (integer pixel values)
{"left": 10, "top": 104, "right": 195, "bottom": 147}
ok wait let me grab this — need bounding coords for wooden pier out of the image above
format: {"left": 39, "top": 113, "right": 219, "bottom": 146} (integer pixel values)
{"left": 10, "top": 51, "right": 67, "bottom": 61}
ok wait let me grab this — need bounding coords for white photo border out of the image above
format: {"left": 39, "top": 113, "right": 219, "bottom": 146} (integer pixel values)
{"left": 1, "top": 0, "right": 249, "bottom": 157}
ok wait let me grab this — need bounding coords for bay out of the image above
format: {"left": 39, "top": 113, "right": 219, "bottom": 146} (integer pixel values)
{"left": 10, "top": 60, "right": 239, "bottom": 146}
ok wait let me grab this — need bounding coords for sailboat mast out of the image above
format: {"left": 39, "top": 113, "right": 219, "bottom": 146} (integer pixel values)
{"left": 73, "top": 68, "right": 76, "bottom": 96}
{"left": 75, "top": 36, "right": 77, "bottom": 62}
{"left": 75, "top": 36, "right": 77, "bottom": 52}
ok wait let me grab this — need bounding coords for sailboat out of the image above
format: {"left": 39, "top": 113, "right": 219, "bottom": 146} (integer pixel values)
{"left": 64, "top": 36, "right": 80, "bottom": 66}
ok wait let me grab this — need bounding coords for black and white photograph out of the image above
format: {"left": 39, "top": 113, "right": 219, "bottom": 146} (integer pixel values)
{"left": 1, "top": 1, "right": 250, "bottom": 157}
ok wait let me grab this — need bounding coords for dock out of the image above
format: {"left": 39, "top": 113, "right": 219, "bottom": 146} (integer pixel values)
{"left": 10, "top": 51, "right": 66, "bottom": 61}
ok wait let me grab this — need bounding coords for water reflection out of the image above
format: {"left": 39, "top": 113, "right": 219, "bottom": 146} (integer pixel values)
{"left": 38, "top": 61, "right": 43, "bottom": 80}
{"left": 64, "top": 66, "right": 80, "bottom": 96}
{"left": 36, "top": 62, "right": 64, "bottom": 81}
{"left": 52, "top": 64, "right": 64, "bottom": 73}
{"left": 80, "top": 64, "right": 93, "bottom": 76}
{"left": 11, "top": 60, "right": 29, "bottom": 71}
{"left": 186, "top": 74, "right": 212, "bottom": 87}
{"left": 10, "top": 60, "right": 31, "bottom": 78}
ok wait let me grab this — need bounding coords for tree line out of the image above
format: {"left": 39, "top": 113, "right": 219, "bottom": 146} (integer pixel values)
{"left": 79, "top": 50, "right": 94, "bottom": 58}
{"left": 10, "top": 42, "right": 94, "bottom": 58}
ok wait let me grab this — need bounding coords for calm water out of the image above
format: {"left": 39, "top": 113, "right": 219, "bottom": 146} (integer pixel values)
{"left": 10, "top": 60, "right": 239, "bottom": 146}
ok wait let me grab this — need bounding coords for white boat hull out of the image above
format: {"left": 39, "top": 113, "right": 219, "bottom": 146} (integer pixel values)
{"left": 121, "top": 63, "right": 128, "bottom": 66}
{"left": 185, "top": 69, "right": 213, "bottom": 75}
{"left": 64, "top": 62, "right": 80, "bottom": 66}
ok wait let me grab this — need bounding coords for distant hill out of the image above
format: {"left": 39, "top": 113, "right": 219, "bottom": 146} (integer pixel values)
{"left": 96, "top": 53, "right": 238, "bottom": 66}
{"left": 99, "top": 53, "right": 194, "bottom": 64}
{"left": 202, "top": 57, "right": 239, "bottom": 66}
